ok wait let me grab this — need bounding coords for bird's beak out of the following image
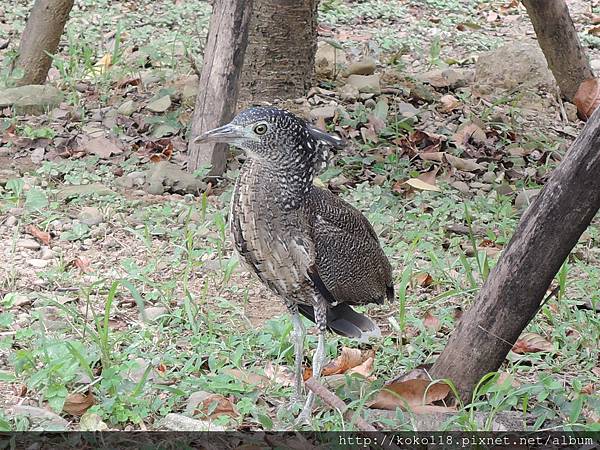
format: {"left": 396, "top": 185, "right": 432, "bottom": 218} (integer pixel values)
{"left": 193, "top": 123, "right": 245, "bottom": 144}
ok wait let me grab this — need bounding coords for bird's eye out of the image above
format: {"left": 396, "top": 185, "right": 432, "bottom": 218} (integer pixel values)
{"left": 254, "top": 124, "right": 268, "bottom": 135}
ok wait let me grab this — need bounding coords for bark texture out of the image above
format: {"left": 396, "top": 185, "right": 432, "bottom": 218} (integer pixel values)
{"left": 523, "top": 0, "right": 593, "bottom": 101}
{"left": 239, "top": 0, "right": 318, "bottom": 105}
{"left": 12, "top": 0, "right": 74, "bottom": 86}
{"left": 187, "top": 0, "right": 253, "bottom": 175}
{"left": 430, "top": 106, "right": 600, "bottom": 402}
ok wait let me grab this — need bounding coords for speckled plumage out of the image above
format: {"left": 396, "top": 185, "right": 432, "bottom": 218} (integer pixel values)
{"left": 227, "top": 107, "right": 394, "bottom": 337}
{"left": 196, "top": 106, "right": 394, "bottom": 421}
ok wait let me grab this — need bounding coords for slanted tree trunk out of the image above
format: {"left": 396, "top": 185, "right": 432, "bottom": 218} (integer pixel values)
{"left": 430, "top": 107, "right": 600, "bottom": 403}
{"left": 187, "top": 0, "right": 254, "bottom": 176}
{"left": 238, "top": 0, "right": 318, "bottom": 105}
{"left": 523, "top": 0, "right": 593, "bottom": 101}
{"left": 11, "top": 0, "right": 74, "bottom": 86}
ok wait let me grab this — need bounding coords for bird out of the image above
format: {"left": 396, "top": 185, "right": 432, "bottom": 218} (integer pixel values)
{"left": 195, "top": 106, "right": 394, "bottom": 423}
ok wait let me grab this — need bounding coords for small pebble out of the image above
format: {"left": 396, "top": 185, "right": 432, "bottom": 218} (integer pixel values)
{"left": 39, "top": 247, "right": 54, "bottom": 260}
{"left": 17, "top": 238, "right": 41, "bottom": 250}
{"left": 5, "top": 216, "right": 17, "bottom": 227}
{"left": 27, "top": 258, "right": 49, "bottom": 268}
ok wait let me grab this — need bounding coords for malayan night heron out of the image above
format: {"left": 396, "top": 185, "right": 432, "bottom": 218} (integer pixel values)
{"left": 195, "top": 107, "right": 394, "bottom": 423}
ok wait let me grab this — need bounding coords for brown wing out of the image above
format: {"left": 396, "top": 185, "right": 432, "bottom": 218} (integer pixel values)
{"left": 306, "top": 187, "right": 394, "bottom": 307}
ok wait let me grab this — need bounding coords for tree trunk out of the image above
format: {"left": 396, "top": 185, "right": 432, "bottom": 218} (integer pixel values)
{"left": 238, "top": 0, "right": 318, "bottom": 105}
{"left": 430, "top": 107, "right": 600, "bottom": 403}
{"left": 523, "top": 0, "right": 593, "bottom": 101}
{"left": 11, "top": 0, "right": 74, "bottom": 86}
{"left": 187, "top": 0, "right": 254, "bottom": 176}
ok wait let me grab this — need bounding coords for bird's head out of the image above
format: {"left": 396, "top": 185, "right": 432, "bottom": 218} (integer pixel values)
{"left": 194, "top": 107, "right": 344, "bottom": 170}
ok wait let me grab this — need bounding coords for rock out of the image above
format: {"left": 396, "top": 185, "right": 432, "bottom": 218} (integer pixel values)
{"left": 145, "top": 161, "right": 207, "bottom": 195}
{"left": 338, "top": 83, "right": 360, "bottom": 101}
{"left": 564, "top": 102, "right": 579, "bottom": 122}
{"left": 27, "top": 258, "right": 49, "bottom": 268}
{"left": 314, "top": 41, "right": 348, "bottom": 78}
{"left": 474, "top": 41, "right": 556, "bottom": 102}
{"left": 117, "top": 99, "right": 137, "bottom": 116}
{"left": 115, "top": 176, "right": 134, "bottom": 189}
{"left": 397, "top": 101, "right": 418, "bottom": 118}
{"left": 13, "top": 294, "right": 32, "bottom": 307}
{"left": 0, "top": 169, "right": 19, "bottom": 186}
{"left": 57, "top": 183, "right": 114, "bottom": 201}
{"left": 309, "top": 105, "right": 337, "bottom": 121}
{"left": 8, "top": 405, "right": 69, "bottom": 430}
{"left": 482, "top": 172, "right": 496, "bottom": 183}
{"left": 17, "top": 238, "right": 41, "bottom": 250}
{"left": 348, "top": 57, "right": 376, "bottom": 76}
{"left": 0, "top": 85, "right": 64, "bottom": 115}
{"left": 78, "top": 207, "right": 103, "bottom": 226}
{"left": 346, "top": 74, "right": 381, "bottom": 94}
{"left": 39, "top": 247, "right": 54, "bottom": 260}
{"left": 420, "top": 68, "right": 474, "bottom": 89}
{"left": 127, "top": 357, "right": 156, "bottom": 383}
{"left": 146, "top": 95, "right": 171, "bottom": 112}
{"left": 515, "top": 189, "right": 541, "bottom": 210}
{"left": 451, "top": 181, "right": 470, "bottom": 194}
{"left": 142, "top": 306, "right": 168, "bottom": 322}
{"left": 161, "top": 413, "right": 226, "bottom": 432}
{"left": 591, "top": 58, "right": 600, "bottom": 72}
{"left": 31, "top": 147, "right": 45, "bottom": 164}
{"left": 5, "top": 216, "right": 17, "bottom": 227}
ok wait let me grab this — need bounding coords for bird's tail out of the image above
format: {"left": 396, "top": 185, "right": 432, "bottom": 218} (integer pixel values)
{"left": 297, "top": 303, "right": 381, "bottom": 342}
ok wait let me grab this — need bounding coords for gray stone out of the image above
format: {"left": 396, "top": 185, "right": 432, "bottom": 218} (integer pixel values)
{"left": 17, "top": 238, "right": 41, "bottom": 250}
{"left": 146, "top": 95, "right": 171, "bottom": 113}
{"left": 57, "top": 183, "right": 114, "bottom": 201}
{"left": 348, "top": 57, "right": 376, "bottom": 76}
{"left": 27, "top": 258, "right": 49, "bottom": 268}
{"left": 309, "top": 105, "right": 337, "bottom": 121}
{"left": 78, "top": 206, "right": 103, "bottom": 226}
{"left": 118, "top": 99, "right": 137, "bottom": 116}
{"left": 8, "top": 405, "right": 69, "bottom": 430}
{"left": 161, "top": 413, "right": 226, "bottom": 432}
{"left": 142, "top": 306, "right": 168, "bottom": 322}
{"left": 315, "top": 41, "right": 348, "bottom": 78}
{"left": 475, "top": 41, "right": 556, "bottom": 96}
{"left": 515, "top": 188, "right": 541, "bottom": 210}
{"left": 338, "top": 83, "right": 360, "bottom": 101}
{"left": 397, "top": 101, "right": 418, "bottom": 118}
{"left": 420, "top": 69, "right": 474, "bottom": 89}
{"left": 146, "top": 161, "right": 206, "bottom": 195}
{"left": 346, "top": 74, "right": 381, "bottom": 94}
{"left": 482, "top": 172, "right": 496, "bottom": 183}
{"left": 564, "top": 102, "right": 579, "bottom": 122}
{"left": 591, "top": 58, "right": 600, "bottom": 72}
{"left": 39, "top": 247, "right": 55, "bottom": 260}
{"left": 451, "top": 181, "right": 471, "bottom": 194}
{"left": 0, "top": 85, "right": 63, "bottom": 115}
{"left": 5, "top": 216, "right": 17, "bottom": 227}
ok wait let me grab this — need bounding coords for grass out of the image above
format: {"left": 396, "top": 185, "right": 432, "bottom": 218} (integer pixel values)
{"left": 1, "top": 0, "right": 599, "bottom": 433}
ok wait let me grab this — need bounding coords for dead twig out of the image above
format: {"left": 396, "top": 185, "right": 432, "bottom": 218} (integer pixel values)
{"left": 304, "top": 377, "right": 376, "bottom": 431}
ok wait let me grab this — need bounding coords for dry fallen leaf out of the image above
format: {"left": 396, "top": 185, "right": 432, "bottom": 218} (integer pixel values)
{"left": 73, "top": 256, "right": 92, "bottom": 273}
{"left": 574, "top": 78, "right": 600, "bottom": 120}
{"left": 321, "top": 347, "right": 375, "bottom": 377}
{"left": 444, "top": 153, "right": 484, "bottom": 172}
{"left": 264, "top": 362, "right": 295, "bottom": 387}
{"left": 368, "top": 368, "right": 451, "bottom": 411}
{"left": 452, "top": 122, "right": 486, "bottom": 148}
{"left": 496, "top": 372, "right": 521, "bottom": 388}
{"left": 413, "top": 272, "right": 433, "bottom": 288}
{"left": 405, "top": 178, "right": 441, "bottom": 192}
{"left": 83, "top": 137, "right": 123, "bottom": 159}
{"left": 63, "top": 391, "right": 95, "bottom": 416}
{"left": 191, "top": 391, "right": 238, "bottom": 419}
{"left": 26, "top": 224, "right": 51, "bottom": 245}
{"left": 224, "top": 368, "right": 268, "bottom": 387}
{"left": 423, "top": 311, "right": 441, "bottom": 332}
{"left": 512, "top": 332, "right": 553, "bottom": 354}
{"left": 439, "top": 94, "right": 461, "bottom": 112}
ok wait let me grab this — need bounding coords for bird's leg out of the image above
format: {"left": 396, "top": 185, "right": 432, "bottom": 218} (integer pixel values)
{"left": 296, "top": 303, "right": 327, "bottom": 425}
{"left": 290, "top": 310, "right": 306, "bottom": 401}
